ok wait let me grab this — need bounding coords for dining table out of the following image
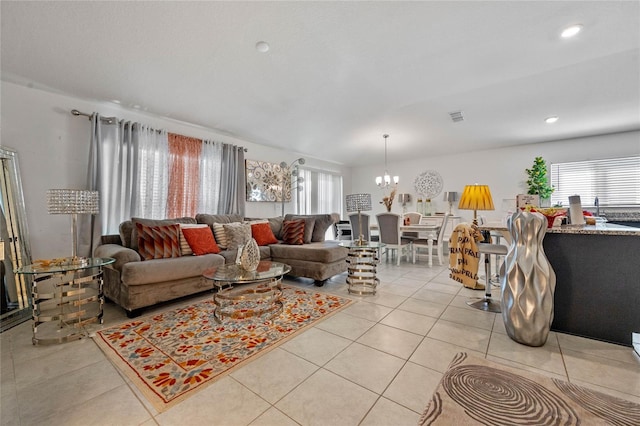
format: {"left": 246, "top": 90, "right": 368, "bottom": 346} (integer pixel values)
{"left": 370, "top": 223, "right": 440, "bottom": 266}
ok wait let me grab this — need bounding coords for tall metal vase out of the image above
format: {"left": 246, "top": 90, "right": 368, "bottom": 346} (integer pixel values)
{"left": 501, "top": 211, "right": 556, "bottom": 347}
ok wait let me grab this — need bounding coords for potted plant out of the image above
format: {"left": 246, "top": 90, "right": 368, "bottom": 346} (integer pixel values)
{"left": 525, "top": 157, "right": 554, "bottom": 204}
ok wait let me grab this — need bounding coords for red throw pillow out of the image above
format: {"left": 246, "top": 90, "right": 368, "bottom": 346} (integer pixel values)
{"left": 181, "top": 226, "right": 221, "bottom": 255}
{"left": 282, "top": 219, "right": 305, "bottom": 245}
{"left": 136, "top": 223, "right": 181, "bottom": 260}
{"left": 251, "top": 222, "right": 278, "bottom": 246}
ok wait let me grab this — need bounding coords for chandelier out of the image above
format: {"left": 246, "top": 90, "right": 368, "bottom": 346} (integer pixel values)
{"left": 375, "top": 134, "right": 399, "bottom": 187}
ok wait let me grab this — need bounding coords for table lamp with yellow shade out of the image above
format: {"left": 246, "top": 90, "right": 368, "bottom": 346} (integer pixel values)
{"left": 458, "top": 184, "right": 495, "bottom": 226}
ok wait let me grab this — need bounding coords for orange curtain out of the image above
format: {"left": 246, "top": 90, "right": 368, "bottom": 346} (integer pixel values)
{"left": 168, "top": 133, "right": 201, "bottom": 217}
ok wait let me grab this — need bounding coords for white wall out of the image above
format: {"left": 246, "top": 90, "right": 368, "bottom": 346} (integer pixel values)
{"left": 3, "top": 80, "right": 637, "bottom": 258}
{"left": 1, "top": 81, "right": 351, "bottom": 258}
{"left": 351, "top": 131, "right": 640, "bottom": 224}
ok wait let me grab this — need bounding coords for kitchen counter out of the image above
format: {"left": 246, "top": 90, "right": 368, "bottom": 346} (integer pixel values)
{"left": 543, "top": 230, "right": 639, "bottom": 346}
{"left": 480, "top": 220, "right": 639, "bottom": 346}
{"left": 547, "top": 223, "right": 640, "bottom": 236}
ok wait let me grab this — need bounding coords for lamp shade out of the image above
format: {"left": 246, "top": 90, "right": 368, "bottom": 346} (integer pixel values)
{"left": 346, "top": 193, "right": 372, "bottom": 212}
{"left": 398, "top": 193, "right": 411, "bottom": 204}
{"left": 47, "top": 189, "right": 99, "bottom": 214}
{"left": 458, "top": 185, "right": 494, "bottom": 211}
{"left": 443, "top": 191, "right": 458, "bottom": 202}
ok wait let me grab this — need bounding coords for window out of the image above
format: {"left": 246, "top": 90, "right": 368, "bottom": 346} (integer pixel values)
{"left": 296, "top": 167, "right": 343, "bottom": 215}
{"left": 550, "top": 156, "right": 640, "bottom": 207}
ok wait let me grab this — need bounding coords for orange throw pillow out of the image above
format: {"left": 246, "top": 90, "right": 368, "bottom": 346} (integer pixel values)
{"left": 251, "top": 222, "right": 278, "bottom": 246}
{"left": 181, "top": 227, "right": 221, "bottom": 255}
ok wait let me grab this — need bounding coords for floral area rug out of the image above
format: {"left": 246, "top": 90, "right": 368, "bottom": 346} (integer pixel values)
{"left": 419, "top": 352, "right": 640, "bottom": 425}
{"left": 94, "top": 286, "right": 352, "bottom": 412}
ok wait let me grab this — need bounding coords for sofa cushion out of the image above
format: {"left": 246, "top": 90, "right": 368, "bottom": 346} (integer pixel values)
{"left": 284, "top": 215, "right": 315, "bottom": 243}
{"left": 282, "top": 220, "right": 305, "bottom": 245}
{"left": 251, "top": 222, "right": 278, "bottom": 246}
{"left": 179, "top": 224, "right": 209, "bottom": 255}
{"left": 182, "top": 226, "right": 221, "bottom": 255}
{"left": 268, "top": 217, "right": 284, "bottom": 240}
{"left": 223, "top": 222, "right": 252, "bottom": 250}
{"left": 135, "top": 223, "right": 181, "bottom": 260}
{"left": 284, "top": 214, "right": 334, "bottom": 242}
{"left": 269, "top": 241, "right": 348, "bottom": 263}
{"left": 308, "top": 214, "right": 335, "bottom": 242}
{"left": 121, "top": 254, "right": 224, "bottom": 286}
{"left": 122, "top": 217, "right": 196, "bottom": 250}
{"left": 195, "top": 213, "right": 243, "bottom": 226}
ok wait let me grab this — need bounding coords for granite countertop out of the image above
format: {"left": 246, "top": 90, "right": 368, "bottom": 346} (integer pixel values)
{"left": 597, "top": 210, "right": 640, "bottom": 221}
{"left": 546, "top": 223, "right": 640, "bottom": 236}
{"left": 480, "top": 222, "right": 640, "bottom": 237}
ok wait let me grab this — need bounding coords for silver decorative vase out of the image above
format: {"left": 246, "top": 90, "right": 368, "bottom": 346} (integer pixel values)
{"left": 501, "top": 211, "right": 556, "bottom": 347}
{"left": 239, "top": 238, "right": 260, "bottom": 271}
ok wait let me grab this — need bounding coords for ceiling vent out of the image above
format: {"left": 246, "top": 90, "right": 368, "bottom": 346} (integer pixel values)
{"left": 449, "top": 111, "right": 464, "bottom": 123}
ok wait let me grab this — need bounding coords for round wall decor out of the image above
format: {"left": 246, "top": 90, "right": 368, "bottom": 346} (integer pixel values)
{"left": 414, "top": 170, "right": 444, "bottom": 198}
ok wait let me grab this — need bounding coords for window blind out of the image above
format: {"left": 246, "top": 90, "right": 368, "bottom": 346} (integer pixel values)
{"left": 550, "top": 156, "right": 640, "bottom": 207}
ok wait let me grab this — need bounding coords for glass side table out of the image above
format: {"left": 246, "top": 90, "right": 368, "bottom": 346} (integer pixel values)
{"left": 16, "top": 257, "right": 115, "bottom": 345}
{"left": 202, "top": 261, "right": 291, "bottom": 323}
{"left": 339, "top": 241, "right": 385, "bottom": 295}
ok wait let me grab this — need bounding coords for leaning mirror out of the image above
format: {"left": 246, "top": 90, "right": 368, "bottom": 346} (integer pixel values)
{"left": 1, "top": 146, "right": 32, "bottom": 331}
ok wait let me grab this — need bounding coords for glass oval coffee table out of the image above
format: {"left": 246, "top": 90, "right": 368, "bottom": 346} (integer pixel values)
{"left": 202, "top": 261, "right": 291, "bottom": 323}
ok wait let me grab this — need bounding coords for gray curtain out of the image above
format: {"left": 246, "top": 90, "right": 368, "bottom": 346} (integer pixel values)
{"left": 83, "top": 114, "right": 169, "bottom": 255}
{"left": 218, "top": 144, "right": 245, "bottom": 215}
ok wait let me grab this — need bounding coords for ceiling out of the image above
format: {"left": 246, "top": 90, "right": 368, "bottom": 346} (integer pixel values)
{"left": 2, "top": 1, "right": 639, "bottom": 166}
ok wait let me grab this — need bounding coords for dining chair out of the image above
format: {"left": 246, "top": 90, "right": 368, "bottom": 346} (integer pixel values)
{"left": 402, "top": 212, "right": 422, "bottom": 241}
{"left": 413, "top": 213, "right": 451, "bottom": 265}
{"left": 349, "top": 213, "right": 370, "bottom": 242}
{"left": 376, "top": 213, "right": 413, "bottom": 265}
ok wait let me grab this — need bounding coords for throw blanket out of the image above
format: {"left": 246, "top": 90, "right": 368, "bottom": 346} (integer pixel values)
{"left": 448, "top": 223, "right": 483, "bottom": 289}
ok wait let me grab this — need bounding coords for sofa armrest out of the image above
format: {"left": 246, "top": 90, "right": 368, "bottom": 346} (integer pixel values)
{"left": 94, "top": 244, "right": 141, "bottom": 272}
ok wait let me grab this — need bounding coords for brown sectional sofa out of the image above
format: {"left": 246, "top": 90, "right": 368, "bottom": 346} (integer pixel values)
{"left": 94, "top": 213, "right": 347, "bottom": 317}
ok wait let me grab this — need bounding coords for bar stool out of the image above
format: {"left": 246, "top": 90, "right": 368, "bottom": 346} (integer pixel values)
{"left": 467, "top": 243, "right": 508, "bottom": 313}
{"left": 489, "top": 231, "right": 504, "bottom": 284}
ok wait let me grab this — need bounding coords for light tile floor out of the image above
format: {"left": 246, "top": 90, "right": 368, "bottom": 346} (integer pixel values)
{"left": 2, "top": 260, "right": 639, "bottom": 425}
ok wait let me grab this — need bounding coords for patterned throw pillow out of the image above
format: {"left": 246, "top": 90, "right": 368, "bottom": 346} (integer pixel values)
{"left": 136, "top": 223, "right": 181, "bottom": 260}
{"left": 181, "top": 226, "right": 221, "bottom": 255}
{"left": 212, "top": 223, "right": 229, "bottom": 249}
{"left": 179, "top": 224, "right": 209, "bottom": 255}
{"left": 223, "top": 223, "right": 252, "bottom": 250}
{"left": 251, "top": 222, "right": 278, "bottom": 246}
{"left": 282, "top": 219, "right": 305, "bottom": 245}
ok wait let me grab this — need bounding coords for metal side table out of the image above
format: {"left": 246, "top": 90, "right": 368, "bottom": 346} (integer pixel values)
{"left": 17, "top": 257, "right": 115, "bottom": 345}
{"left": 340, "top": 241, "right": 385, "bottom": 295}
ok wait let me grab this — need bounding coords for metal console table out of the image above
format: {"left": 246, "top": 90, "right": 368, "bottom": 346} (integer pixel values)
{"left": 17, "top": 257, "right": 115, "bottom": 345}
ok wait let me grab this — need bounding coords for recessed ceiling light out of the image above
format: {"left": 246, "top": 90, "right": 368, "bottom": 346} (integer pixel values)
{"left": 561, "top": 24, "right": 583, "bottom": 38}
{"left": 255, "top": 41, "right": 270, "bottom": 53}
{"left": 545, "top": 116, "right": 559, "bottom": 124}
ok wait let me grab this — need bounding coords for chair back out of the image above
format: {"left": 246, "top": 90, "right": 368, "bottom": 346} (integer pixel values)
{"left": 436, "top": 213, "right": 451, "bottom": 245}
{"left": 349, "top": 213, "right": 370, "bottom": 241}
{"left": 403, "top": 212, "right": 422, "bottom": 238}
{"left": 404, "top": 212, "right": 422, "bottom": 225}
{"left": 376, "top": 213, "right": 402, "bottom": 245}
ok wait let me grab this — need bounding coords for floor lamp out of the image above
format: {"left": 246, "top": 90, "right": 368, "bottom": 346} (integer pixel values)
{"left": 346, "top": 193, "right": 372, "bottom": 246}
{"left": 47, "top": 189, "right": 99, "bottom": 263}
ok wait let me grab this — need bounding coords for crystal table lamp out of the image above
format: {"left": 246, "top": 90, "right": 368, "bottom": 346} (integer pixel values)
{"left": 458, "top": 185, "right": 494, "bottom": 225}
{"left": 346, "top": 193, "right": 372, "bottom": 245}
{"left": 47, "top": 189, "right": 99, "bottom": 263}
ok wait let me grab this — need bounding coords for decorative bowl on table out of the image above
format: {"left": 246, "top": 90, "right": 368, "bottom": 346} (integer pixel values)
{"left": 521, "top": 206, "right": 567, "bottom": 228}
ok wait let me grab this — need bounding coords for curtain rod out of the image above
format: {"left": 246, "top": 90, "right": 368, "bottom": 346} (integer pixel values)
{"left": 70, "top": 109, "right": 248, "bottom": 151}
